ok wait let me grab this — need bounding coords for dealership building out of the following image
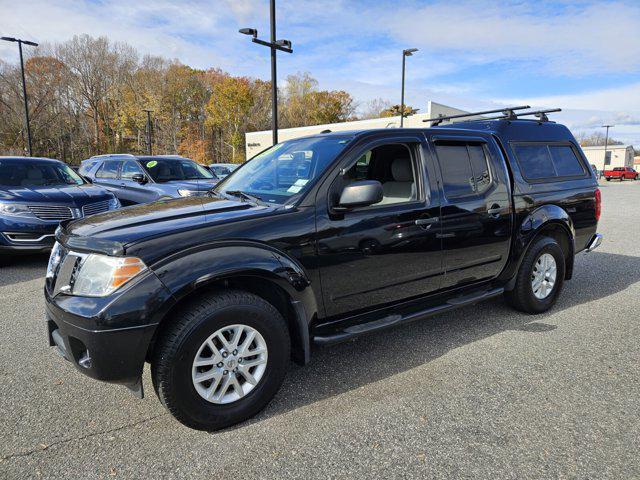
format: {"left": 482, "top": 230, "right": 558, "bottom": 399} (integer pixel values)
{"left": 244, "top": 101, "right": 472, "bottom": 159}
{"left": 581, "top": 145, "right": 635, "bottom": 171}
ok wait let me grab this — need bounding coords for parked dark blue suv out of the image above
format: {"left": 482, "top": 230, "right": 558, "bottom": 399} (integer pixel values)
{"left": 80, "top": 154, "right": 218, "bottom": 205}
{"left": 0, "top": 157, "right": 120, "bottom": 253}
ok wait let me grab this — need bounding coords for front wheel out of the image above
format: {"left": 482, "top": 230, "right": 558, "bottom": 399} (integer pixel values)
{"left": 151, "top": 290, "right": 290, "bottom": 430}
{"left": 505, "top": 236, "right": 565, "bottom": 314}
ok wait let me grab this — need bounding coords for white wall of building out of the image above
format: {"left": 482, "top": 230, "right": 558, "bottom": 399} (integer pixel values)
{"left": 244, "top": 101, "right": 471, "bottom": 159}
{"left": 581, "top": 145, "right": 634, "bottom": 171}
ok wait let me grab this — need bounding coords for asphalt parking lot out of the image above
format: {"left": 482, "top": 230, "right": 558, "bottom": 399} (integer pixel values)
{"left": 1, "top": 181, "right": 639, "bottom": 479}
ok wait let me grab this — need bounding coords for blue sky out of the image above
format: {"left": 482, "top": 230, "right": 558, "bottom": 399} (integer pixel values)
{"left": 2, "top": 0, "right": 640, "bottom": 146}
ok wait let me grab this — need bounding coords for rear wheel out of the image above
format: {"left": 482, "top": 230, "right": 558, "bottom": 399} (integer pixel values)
{"left": 151, "top": 290, "right": 290, "bottom": 430}
{"left": 505, "top": 236, "right": 565, "bottom": 313}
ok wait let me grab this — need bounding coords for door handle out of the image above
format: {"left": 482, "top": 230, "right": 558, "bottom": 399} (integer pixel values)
{"left": 415, "top": 217, "right": 439, "bottom": 228}
{"left": 487, "top": 204, "right": 502, "bottom": 217}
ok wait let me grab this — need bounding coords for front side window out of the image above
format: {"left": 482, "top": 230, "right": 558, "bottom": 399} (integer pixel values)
{"left": 215, "top": 136, "right": 352, "bottom": 204}
{"left": 338, "top": 143, "right": 418, "bottom": 206}
{"left": 0, "top": 160, "right": 84, "bottom": 187}
{"left": 96, "top": 161, "right": 120, "bottom": 179}
{"left": 121, "top": 160, "right": 144, "bottom": 179}
{"left": 435, "top": 142, "right": 492, "bottom": 198}
{"left": 141, "top": 158, "right": 213, "bottom": 183}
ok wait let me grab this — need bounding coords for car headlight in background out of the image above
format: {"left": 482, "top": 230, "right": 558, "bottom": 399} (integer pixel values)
{"left": 108, "top": 196, "right": 121, "bottom": 210}
{"left": 0, "top": 202, "right": 34, "bottom": 218}
{"left": 71, "top": 253, "right": 147, "bottom": 297}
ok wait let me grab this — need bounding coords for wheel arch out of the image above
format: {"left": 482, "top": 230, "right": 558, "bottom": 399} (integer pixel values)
{"left": 147, "top": 243, "right": 318, "bottom": 366}
{"left": 506, "top": 204, "right": 575, "bottom": 289}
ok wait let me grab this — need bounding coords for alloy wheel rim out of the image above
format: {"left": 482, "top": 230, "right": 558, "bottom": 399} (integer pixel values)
{"left": 531, "top": 253, "right": 557, "bottom": 300}
{"left": 192, "top": 324, "right": 268, "bottom": 405}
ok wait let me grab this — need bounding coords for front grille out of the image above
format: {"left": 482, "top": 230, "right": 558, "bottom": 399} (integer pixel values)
{"left": 28, "top": 205, "right": 73, "bottom": 221}
{"left": 82, "top": 200, "right": 111, "bottom": 217}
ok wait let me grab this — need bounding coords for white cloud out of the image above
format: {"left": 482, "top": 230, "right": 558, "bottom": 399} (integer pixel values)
{"left": 386, "top": 0, "right": 640, "bottom": 76}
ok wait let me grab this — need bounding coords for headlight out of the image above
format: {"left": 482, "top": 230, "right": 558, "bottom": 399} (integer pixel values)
{"left": 0, "top": 202, "right": 34, "bottom": 218}
{"left": 177, "top": 189, "right": 203, "bottom": 197}
{"left": 71, "top": 253, "right": 147, "bottom": 297}
{"left": 108, "top": 196, "right": 121, "bottom": 209}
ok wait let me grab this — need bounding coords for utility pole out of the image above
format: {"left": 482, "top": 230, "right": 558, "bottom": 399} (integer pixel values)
{"left": 1, "top": 36, "right": 38, "bottom": 156}
{"left": 400, "top": 48, "right": 418, "bottom": 128}
{"left": 240, "top": 0, "right": 293, "bottom": 146}
{"left": 602, "top": 124, "right": 614, "bottom": 177}
{"left": 144, "top": 109, "right": 153, "bottom": 155}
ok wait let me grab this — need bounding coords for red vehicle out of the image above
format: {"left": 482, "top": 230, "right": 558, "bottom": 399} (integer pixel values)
{"left": 604, "top": 166, "right": 638, "bottom": 181}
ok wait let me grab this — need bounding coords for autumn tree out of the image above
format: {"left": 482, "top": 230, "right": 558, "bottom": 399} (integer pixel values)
{"left": 379, "top": 104, "right": 419, "bottom": 118}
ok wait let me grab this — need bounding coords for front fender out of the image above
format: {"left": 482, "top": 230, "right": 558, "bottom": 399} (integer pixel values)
{"left": 150, "top": 241, "right": 318, "bottom": 362}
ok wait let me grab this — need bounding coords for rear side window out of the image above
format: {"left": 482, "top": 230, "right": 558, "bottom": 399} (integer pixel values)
{"left": 435, "top": 142, "right": 492, "bottom": 198}
{"left": 513, "top": 143, "right": 585, "bottom": 181}
{"left": 96, "top": 161, "right": 120, "bottom": 179}
{"left": 549, "top": 146, "right": 585, "bottom": 176}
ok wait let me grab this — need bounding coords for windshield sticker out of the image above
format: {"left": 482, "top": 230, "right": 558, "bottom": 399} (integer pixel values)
{"left": 146, "top": 160, "right": 158, "bottom": 168}
{"left": 287, "top": 185, "right": 303, "bottom": 193}
{"left": 293, "top": 179, "right": 308, "bottom": 187}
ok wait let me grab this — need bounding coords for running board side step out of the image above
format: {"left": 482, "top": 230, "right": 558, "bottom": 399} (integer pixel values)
{"left": 313, "top": 287, "right": 504, "bottom": 346}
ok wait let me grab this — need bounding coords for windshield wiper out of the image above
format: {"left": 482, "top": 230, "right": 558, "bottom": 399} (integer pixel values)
{"left": 224, "top": 190, "right": 263, "bottom": 203}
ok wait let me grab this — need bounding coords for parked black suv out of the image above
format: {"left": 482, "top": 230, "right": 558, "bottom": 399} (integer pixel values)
{"left": 45, "top": 108, "right": 602, "bottom": 430}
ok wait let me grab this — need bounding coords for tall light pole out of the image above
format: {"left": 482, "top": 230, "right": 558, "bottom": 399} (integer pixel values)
{"left": 143, "top": 109, "right": 153, "bottom": 155}
{"left": 240, "top": 0, "right": 293, "bottom": 146}
{"left": 400, "top": 48, "right": 418, "bottom": 128}
{"left": 602, "top": 124, "right": 614, "bottom": 177}
{"left": 1, "top": 36, "right": 38, "bottom": 156}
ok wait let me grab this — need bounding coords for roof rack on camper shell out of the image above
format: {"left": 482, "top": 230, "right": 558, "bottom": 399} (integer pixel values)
{"left": 424, "top": 105, "right": 562, "bottom": 127}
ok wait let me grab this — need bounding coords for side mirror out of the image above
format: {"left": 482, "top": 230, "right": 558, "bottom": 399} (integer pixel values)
{"left": 334, "top": 180, "right": 383, "bottom": 212}
{"left": 131, "top": 173, "right": 147, "bottom": 184}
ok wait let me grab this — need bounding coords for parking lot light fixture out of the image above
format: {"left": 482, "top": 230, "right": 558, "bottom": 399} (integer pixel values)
{"left": 400, "top": 48, "right": 418, "bottom": 128}
{"left": 239, "top": 0, "right": 293, "bottom": 146}
{"left": 1, "top": 36, "right": 39, "bottom": 156}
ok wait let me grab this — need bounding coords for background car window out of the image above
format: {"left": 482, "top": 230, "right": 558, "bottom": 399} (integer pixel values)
{"left": 121, "top": 160, "right": 143, "bottom": 179}
{"left": 0, "top": 160, "right": 84, "bottom": 187}
{"left": 96, "top": 161, "right": 120, "bottom": 179}
{"left": 548, "top": 146, "right": 585, "bottom": 176}
{"left": 78, "top": 161, "right": 97, "bottom": 176}
{"left": 141, "top": 158, "right": 213, "bottom": 182}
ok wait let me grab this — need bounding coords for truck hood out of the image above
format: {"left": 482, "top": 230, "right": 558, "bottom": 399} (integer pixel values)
{"left": 60, "top": 195, "right": 276, "bottom": 250}
{"left": 0, "top": 184, "right": 113, "bottom": 204}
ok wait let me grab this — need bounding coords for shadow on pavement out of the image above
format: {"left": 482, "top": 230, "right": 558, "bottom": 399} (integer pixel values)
{"left": 237, "top": 250, "right": 640, "bottom": 429}
{"left": 0, "top": 253, "right": 49, "bottom": 287}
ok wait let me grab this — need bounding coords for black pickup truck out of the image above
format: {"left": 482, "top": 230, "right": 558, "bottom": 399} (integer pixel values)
{"left": 45, "top": 108, "right": 602, "bottom": 430}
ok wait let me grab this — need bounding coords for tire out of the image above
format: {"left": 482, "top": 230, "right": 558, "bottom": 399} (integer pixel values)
{"left": 151, "top": 290, "right": 290, "bottom": 431}
{"left": 605, "top": 177, "right": 610, "bottom": 181}
{"left": 504, "top": 236, "right": 565, "bottom": 314}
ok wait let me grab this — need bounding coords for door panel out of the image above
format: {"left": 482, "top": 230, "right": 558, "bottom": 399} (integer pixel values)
{"left": 119, "top": 160, "right": 150, "bottom": 204}
{"left": 316, "top": 137, "right": 443, "bottom": 317}
{"left": 431, "top": 136, "right": 512, "bottom": 288}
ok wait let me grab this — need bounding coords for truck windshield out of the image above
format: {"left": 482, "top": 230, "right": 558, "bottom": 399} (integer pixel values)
{"left": 140, "top": 158, "right": 214, "bottom": 183}
{"left": 0, "top": 159, "right": 84, "bottom": 187}
{"left": 214, "top": 136, "right": 352, "bottom": 204}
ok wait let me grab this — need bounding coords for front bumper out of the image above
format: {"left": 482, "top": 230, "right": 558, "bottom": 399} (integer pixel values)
{"left": 0, "top": 219, "right": 57, "bottom": 253}
{"left": 45, "top": 270, "right": 175, "bottom": 394}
